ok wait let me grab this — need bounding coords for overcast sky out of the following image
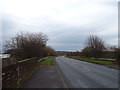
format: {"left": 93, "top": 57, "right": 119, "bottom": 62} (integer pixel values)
{"left": 1, "top": 0, "right": 119, "bottom": 51}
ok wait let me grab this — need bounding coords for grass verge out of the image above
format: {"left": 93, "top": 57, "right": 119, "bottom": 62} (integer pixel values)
{"left": 67, "top": 56, "right": 115, "bottom": 65}
{"left": 39, "top": 57, "right": 55, "bottom": 65}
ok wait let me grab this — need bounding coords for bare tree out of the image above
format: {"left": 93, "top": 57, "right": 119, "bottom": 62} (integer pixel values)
{"left": 4, "top": 32, "right": 48, "bottom": 60}
{"left": 83, "top": 35, "right": 106, "bottom": 58}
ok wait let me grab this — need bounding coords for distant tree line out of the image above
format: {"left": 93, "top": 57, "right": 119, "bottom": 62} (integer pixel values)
{"left": 4, "top": 32, "right": 120, "bottom": 63}
{"left": 4, "top": 32, "right": 57, "bottom": 60}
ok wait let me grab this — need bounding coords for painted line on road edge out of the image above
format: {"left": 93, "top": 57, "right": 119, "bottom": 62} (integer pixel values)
{"left": 55, "top": 65, "right": 68, "bottom": 88}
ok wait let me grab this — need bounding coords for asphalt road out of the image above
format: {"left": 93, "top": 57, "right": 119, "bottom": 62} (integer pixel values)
{"left": 21, "top": 66, "right": 65, "bottom": 88}
{"left": 55, "top": 56, "right": 118, "bottom": 88}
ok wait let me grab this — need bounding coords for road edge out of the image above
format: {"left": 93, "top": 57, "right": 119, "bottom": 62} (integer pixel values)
{"left": 55, "top": 58, "right": 69, "bottom": 88}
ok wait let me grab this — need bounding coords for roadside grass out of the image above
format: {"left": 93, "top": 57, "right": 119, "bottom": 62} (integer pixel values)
{"left": 39, "top": 57, "right": 55, "bottom": 65}
{"left": 67, "top": 56, "right": 114, "bottom": 65}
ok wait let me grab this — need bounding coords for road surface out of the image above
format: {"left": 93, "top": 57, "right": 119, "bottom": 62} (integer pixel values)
{"left": 21, "top": 66, "right": 66, "bottom": 88}
{"left": 55, "top": 56, "right": 118, "bottom": 88}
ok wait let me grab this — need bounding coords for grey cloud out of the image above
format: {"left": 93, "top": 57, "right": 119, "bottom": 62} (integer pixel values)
{"left": 1, "top": 1, "right": 118, "bottom": 51}
{"left": 2, "top": 16, "right": 18, "bottom": 42}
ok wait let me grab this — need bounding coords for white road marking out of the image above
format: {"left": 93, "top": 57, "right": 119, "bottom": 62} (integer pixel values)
{"left": 81, "top": 61, "right": 87, "bottom": 63}
{"left": 83, "top": 67, "right": 91, "bottom": 71}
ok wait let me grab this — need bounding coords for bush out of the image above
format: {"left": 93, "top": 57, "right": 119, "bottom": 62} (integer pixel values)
{"left": 114, "top": 48, "right": 120, "bottom": 64}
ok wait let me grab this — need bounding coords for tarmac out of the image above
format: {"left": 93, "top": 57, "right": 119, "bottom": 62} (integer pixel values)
{"left": 20, "top": 66, "right": 67, "bottom": 88}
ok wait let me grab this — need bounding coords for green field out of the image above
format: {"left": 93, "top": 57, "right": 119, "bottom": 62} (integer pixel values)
{"left": 67, "top": 56, "right": 114, "bottom": 65}
{"left": 39, "top": 57, "right": 55, "bottom": 65}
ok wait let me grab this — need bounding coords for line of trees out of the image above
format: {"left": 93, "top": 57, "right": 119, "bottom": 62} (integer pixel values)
{"left": 4, "top": 32, "right": 57, "bottom": 60}
{"left": 4, "top": 33, "right": 119, "bottom": 63}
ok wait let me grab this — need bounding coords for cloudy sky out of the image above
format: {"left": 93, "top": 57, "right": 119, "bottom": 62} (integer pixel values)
{"left": 1, "top": 0, "right": 119, "bottom": 51}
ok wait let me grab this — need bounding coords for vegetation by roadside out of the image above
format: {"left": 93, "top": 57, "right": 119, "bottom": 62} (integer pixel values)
{"left": 67, "top": 56, "right": 120, "bottom": 69}
{"left": 4, "top": 32, "right": 57, "bottom": 61}
{"left": 39, "top": 57, "right": 55, "bottom": 65}
{"left": 67, "top": 56, "right": 114, "bottom": 65}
